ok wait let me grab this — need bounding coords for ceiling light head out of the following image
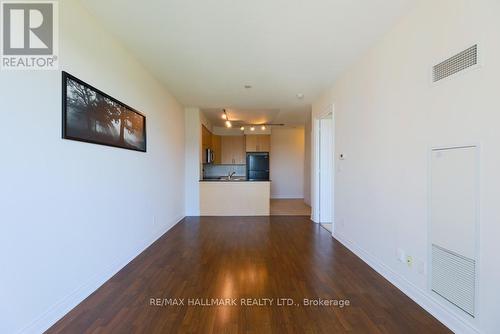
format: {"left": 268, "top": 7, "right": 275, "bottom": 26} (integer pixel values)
{"left": 222, "top": 113, "right": 227, "bottom": 120}
{"left": 225, "top": 120, "right": 232, "bottom": 128}
{"left": 250, "top": 126, "right": 255, "bottom": 131}
{"left": 240, "top": 126, "right": 245, "bottom": 131}
{"left": 296, "top": 93, "right": 304, "bottom": 99}
{"left": 261, "top": 125, "right": 266, "bottom": 130}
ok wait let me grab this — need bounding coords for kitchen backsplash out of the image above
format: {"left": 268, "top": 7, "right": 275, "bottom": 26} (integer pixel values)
{"left": 203, "top": 164, "right": 246, "bottom": 179}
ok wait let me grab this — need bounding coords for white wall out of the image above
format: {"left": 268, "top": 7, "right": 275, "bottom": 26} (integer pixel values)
{"left": 0, "top": 1, "right": 185, "bottom": 333}
{"left": 303, "top": 112, "right": 312, "bottom": 205}
{"left": 270, "top": 128, "right": 305, "bottom": 199}
{"left": 312, "top": 0, "right": 500, "bottom": 333}
{"left": 184, "top": 107, "right": 201, "bottom": 216}
{"left": 319, "top": 117, "right": 333, "bottom": 223}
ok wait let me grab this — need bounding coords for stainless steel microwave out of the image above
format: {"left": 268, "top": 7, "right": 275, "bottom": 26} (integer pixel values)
{"left": 205, "top": 148, "right": 215, "bottom": 164}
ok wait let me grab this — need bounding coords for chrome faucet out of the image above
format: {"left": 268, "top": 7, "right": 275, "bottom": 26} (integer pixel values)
{"left": 228, "top": 171, "right": 236, "bottom": 180}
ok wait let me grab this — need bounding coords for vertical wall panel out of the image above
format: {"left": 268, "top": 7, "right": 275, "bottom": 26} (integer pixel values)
{"left": 430, "top": 146, "right": 478, "bottom": 316}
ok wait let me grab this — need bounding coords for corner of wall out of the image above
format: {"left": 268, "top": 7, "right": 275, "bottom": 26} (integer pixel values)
{"left": 184, "top": 107, "right": 201, "bottom": 216}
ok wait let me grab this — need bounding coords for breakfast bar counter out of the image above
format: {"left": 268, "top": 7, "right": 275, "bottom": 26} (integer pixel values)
{"left": 199, "top": 180, "right": 270, "bottom": 216}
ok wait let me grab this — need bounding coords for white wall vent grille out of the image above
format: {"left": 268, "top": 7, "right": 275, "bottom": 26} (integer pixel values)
{"left": 433, "top": 45, "right": 478, "bottom": 82}
{"left": 432, "top": 244, "right": 475, "bottom": 316}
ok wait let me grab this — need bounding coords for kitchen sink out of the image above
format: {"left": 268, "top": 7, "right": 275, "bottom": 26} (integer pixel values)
{"left": 218, "top": 177, "right": 246, "bottom": 181}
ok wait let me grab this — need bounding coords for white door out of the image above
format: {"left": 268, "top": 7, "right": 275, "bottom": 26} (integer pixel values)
{"left": 319, "top": 116, "right": 333, "bottom": 224}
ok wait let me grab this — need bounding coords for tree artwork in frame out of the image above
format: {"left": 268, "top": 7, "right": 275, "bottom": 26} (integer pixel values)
{"left": 62, "top": 71, "right": 146, "bottom": 152}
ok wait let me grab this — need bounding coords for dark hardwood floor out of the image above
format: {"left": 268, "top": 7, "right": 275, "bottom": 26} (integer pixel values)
{"left": 47, "top": 216, "right": 450, "bottom": 333}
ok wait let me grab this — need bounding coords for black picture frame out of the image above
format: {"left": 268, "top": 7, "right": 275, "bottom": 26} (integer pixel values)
{"left": 62, "top": 71, "right": 147, "bottom": 152}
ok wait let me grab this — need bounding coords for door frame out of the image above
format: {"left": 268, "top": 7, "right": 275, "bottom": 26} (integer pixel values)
{"left": 312, "top": 104, "right": 335, "bottom": 233}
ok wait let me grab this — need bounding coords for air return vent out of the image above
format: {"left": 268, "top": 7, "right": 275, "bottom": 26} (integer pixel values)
{"left": 433, "top": 45, "right": 478, "bottom": 82}
{"left": 432, "top": 244, "right": 475, "bottom": 316}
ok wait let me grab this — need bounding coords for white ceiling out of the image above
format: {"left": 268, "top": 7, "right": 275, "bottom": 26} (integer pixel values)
{"left": 81, "top": 0, "right": 414, "bottom": 124}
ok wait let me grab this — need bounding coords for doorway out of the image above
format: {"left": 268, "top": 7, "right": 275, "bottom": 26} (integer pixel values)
{"left": 313, "top": 106, "right": 334, "bottom": 233}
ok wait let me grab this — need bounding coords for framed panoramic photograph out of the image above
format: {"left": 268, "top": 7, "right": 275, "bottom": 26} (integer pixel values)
{"left": 62, "top": 71, "right": 147, "bottom": 152}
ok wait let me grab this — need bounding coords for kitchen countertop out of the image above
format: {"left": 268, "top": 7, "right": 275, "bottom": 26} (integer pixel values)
{"left": 200, "top": 178, "right": 270, "bottom": 182}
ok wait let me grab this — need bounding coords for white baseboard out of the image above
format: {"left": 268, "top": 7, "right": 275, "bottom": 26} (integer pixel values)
{"left": 333, "top": 231, "right": 480, "bottom": 334}
{"left": 270, "top": 195, "right": 304, "bottom": 199}
{"left": 18, "top": 215, "right": 185, "bottom": 334}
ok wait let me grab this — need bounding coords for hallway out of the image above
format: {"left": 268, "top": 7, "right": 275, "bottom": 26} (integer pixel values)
{"left": 270, "top": 199, "right": 311, "bottom": 216}
{"left": 48, "top": 216, "right": 449, "bottom": 333}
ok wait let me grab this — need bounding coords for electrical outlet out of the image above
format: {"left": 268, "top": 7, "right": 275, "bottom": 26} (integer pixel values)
{"left": 406, "top": 255, "right": 413, "bottom": 267}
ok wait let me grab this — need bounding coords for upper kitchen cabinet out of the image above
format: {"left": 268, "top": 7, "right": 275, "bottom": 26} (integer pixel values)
{"left": 201, "top": 125, "right": 212, "bottom": 162}
{"left": 202, "top": 125, "right": 212, "bottom": 151}
{"left": 221, "top": 136, "right": 245, "bottom": 164}
{"left": 211, "top": 134, "right": 221, "bottom": 164}
{"left": 246, "top": 135, "right": 270, "bottom": 152}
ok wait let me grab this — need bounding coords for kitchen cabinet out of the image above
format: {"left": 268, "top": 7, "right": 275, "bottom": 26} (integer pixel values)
{"left": 201, "top": 126, "right": 222, "bottom": 164}
{"left": 245, "top": 135, "right": 270, "bottom": 152}
{"left": 211, "top": 134, "right": 221, "bottom": 164}
{"left": 201, "top": 125, "right": 212, "bottom": 162}
{"left": 221, "top": 136, "right": 245, "bottom": 164}
{"left": 259, "top": 135, "right": 270, "bottom": 152}
{"left": 245, "top": 135, "right": 257, "bottom": 152}
{"left": 202, "top": 125, "right": 212, "bottom": 150}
